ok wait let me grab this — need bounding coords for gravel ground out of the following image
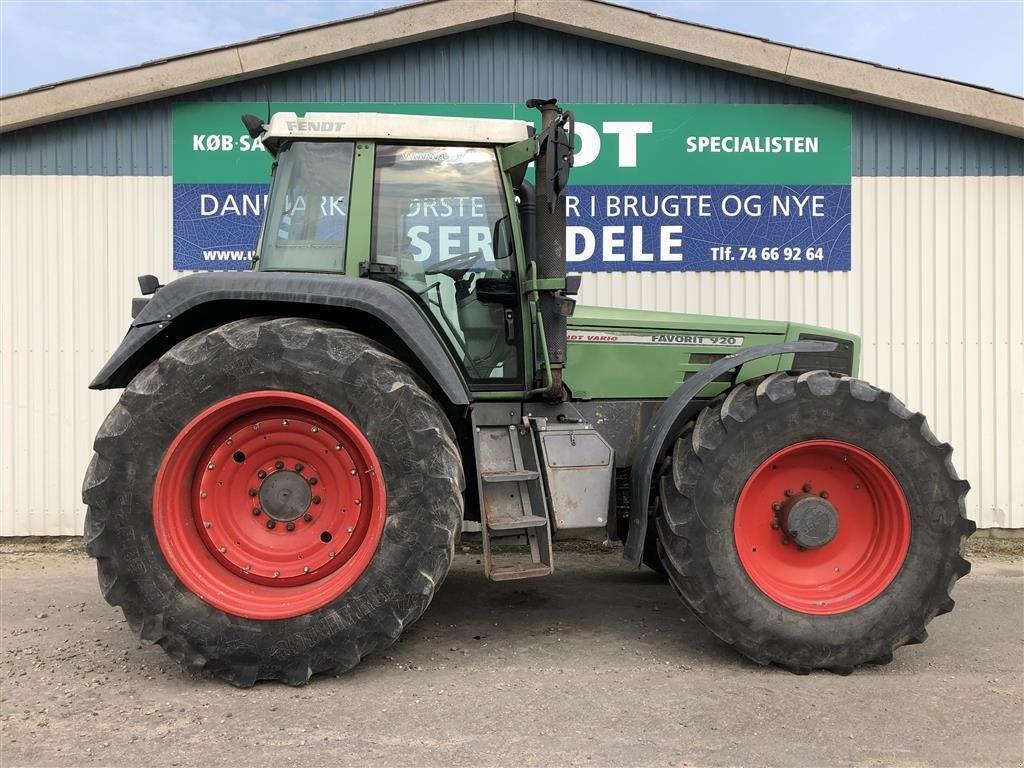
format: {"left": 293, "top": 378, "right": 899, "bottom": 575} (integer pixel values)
{"left": 1, "top": 539, "right": 1022, "bottom": 767}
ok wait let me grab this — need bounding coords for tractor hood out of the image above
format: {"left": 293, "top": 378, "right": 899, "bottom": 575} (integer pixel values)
{"left": 570, "top": 304, "right": 789, "bottom": 335}
{"left": 562, "top": 304, "right": 858, "bottom": 400}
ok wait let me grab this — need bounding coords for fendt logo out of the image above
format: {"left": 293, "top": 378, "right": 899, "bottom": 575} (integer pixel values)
{"left": 285, "top": 119, "right": 348, "bottom": 132}
{"left": 572, "top": 121, "right": 652, "bottom": 167}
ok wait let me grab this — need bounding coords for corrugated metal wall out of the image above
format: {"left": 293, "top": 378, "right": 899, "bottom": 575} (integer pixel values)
{"left": 2, "top": 173, "right": 1021, "bottom": 533}
{"left": 3, "top": 24, "right": 1022, "bottom": 178}
{"left": 2, "top": 22, "right": 1022, "bottom": 534}
{"left": 0, "top": 176, "right": 172, "bottom": 535}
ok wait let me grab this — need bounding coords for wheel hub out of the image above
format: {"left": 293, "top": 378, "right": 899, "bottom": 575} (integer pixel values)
{"left": 778, "top": 493, "right": 839, "bottom": 549}
{"left": 258, "top": 470, "right": 312, "bottom": 522}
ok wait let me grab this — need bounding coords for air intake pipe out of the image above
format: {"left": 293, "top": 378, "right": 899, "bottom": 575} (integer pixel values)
{"left": 526, "top": 98, "right": 576, "bottom": 399}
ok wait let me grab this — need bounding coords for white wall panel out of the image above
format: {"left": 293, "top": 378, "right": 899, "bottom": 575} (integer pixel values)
{"left": 1, "top": 175, "right": 183, "bottom": 535}
{"left": 1, "top": 174, "right": 1021, "bottom": 534}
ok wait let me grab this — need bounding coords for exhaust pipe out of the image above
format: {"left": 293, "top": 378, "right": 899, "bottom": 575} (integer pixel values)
{"left": 527, "top": 98, "right": 575, "bottom": 399}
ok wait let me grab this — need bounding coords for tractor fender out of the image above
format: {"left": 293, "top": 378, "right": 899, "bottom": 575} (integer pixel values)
{"left": 89, "top": 272, "right": 470, "bottom": 407}
{"left": 624, "top": 339, "right": 838, "bottom": 564}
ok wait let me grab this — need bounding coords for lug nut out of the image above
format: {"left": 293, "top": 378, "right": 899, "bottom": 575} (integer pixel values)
{"left": 257, "top": 470, "right": 267, "bottom": 479}
{"left": 207, "top": 463, "right": 215, "bottom": 470}
{"left": 252, "top": 508, "right": 262, "bottom": 516}
{"left": 303, "top": 513, "right": 313, "bottom": 522}
{"left": 218, "top": 546, "right": 226, "bottom": 553}
{"left": 309, "top": 477, "right": 318, "bottom": 485}
{"left": 303, "top": 566, "right": 310, "bottom": 574}
{"left": 286, "top": 522, "right": 295, "bottom": 532}
{"left": 350, "top": 468, "right": 357, "bottom": 476}
{"left": 784, "top": 489, "right": 794, "bottom": 497}
{"left": 802, "top": 483, "right": 812, "bottom": 493}
{"left": 781, "top": 536, "right": 790, "bottom": 545}
{"left": 243, "top": 564, "right": 251, "bottom": 572}
{"left": 200, "top": 491, "right": 208, "bottom": 499}
{"left": 329, "top": 550, "right": 336, "bottom": 558}
{"left": 275, "top": 460, "right": 284, "bottom": 470}
{"left": 772, "top": 502, "right": 782, "bottom": 512}
{"left": 820, "top": 490, "right": 830, "bottom": 500}
{"left": 295, "top": 463, "right": 304, "bottom": 472}
{"left": 266, "top": 520, "right": 276, "bottom": 529}
{"left": 770, "top": 520, "right": 780, "bottom": 530}
{"left": 272, "top": 570, "right": 280, "bottom": 578}
{"left": 204, "top": 521, "right": 212, "bottom": 529}
{"left": 311, "top": 426, "right": 319, "bottom": 433}
{"left": 248, "top": 487, "right": 258, "bottom": 497}
{"left": 311, "top": 495, "right": 321, "bottom": 505}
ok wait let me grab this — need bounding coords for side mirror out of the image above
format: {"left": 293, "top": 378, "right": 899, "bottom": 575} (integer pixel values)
{"left": 552, "top": 111, "right": 574, "bottom": 199}
{"left": 137, "top": 274, "right": 161, "bottom": 295}
{"left": 492, "top": 215, "right": 513, "bottom": 262}
{"left": 241, "top": 113, "right": 265, "bottom": 139}
{"left": 476, "top": 277, "right": 518, "bottom": 307}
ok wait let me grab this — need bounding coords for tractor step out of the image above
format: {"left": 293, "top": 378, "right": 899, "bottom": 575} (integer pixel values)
{"left": 487, "top": 514, "right": 548, "bottom": 531}
{"left": 487, "top": 562, "right": 553, "bottom": 581}
{"left": 481, "top": 469, "right": 541, "bottom": 483}
{"left": 471, "top": 417, "right": 553, "bottom": 582}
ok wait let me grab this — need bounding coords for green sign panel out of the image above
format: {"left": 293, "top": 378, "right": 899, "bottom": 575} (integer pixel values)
{"left": 172, "top": 102, "right": 852, "bottom": 271}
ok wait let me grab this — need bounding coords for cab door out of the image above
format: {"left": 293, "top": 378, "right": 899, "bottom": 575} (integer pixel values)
{"left": 369, "top": 144, "right": 524, "bottom": 390}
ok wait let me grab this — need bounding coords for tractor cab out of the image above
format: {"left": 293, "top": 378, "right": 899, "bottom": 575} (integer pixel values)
{"left": 253, "top": 111, "right": 535, "bottom": 386}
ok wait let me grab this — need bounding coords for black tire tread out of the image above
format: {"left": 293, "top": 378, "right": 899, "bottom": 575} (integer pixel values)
{"left": 84, "top": 318, "right": 464, "bottom": 686}
{"left": 653, "top": 370, "right": 974, "bottom": 673}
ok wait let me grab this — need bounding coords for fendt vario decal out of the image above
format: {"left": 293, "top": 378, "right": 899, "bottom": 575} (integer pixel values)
{"left": 567, "top": 332, "right": 745, "bottom": 346}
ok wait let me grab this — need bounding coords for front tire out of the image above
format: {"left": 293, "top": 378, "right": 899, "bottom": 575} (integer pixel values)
{"left": 83, "top": 318, "right": 463, "bottom": 686}
{"left": 655, "top": 371, "right": 974, "bottom": 672}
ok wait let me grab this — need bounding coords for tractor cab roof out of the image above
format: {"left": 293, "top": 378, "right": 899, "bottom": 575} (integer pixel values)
{"left": 264, "top": 111, "right": 531, "bottom": 146}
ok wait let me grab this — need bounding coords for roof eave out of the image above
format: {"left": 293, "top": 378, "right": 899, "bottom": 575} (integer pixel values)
{"left": 0, "top": 0, "right": 515, "bottom": 133}
{"left": 1, "top": 0, "right": 1021, "bottom": 139}
{"left": 515, "top": 0, "right": 1024, "bottom": 138}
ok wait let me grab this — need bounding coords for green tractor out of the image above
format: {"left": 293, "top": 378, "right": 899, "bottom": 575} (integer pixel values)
{"left": 84, "top": 99, "right": 973, "bottom": 686}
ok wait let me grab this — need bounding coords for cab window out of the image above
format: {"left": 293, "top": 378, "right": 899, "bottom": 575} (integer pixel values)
{"left": 257, "top": 142, "right": 354, "bottom": 272}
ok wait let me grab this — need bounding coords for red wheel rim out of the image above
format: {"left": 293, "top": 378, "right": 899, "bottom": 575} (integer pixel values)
{"left": 153, "top": 391, "right": 386, "bottom": 620}
{"left": 734, "top": 440, "right": 910, "bottom": 615}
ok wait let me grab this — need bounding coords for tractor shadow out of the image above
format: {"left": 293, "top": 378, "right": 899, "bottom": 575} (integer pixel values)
{"left": 357, "top": 546, "right": 751, "bottom": 675}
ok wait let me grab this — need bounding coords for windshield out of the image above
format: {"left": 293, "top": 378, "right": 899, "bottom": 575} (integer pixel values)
{"left": 256, "top": 142, "right": 355, "bottom": 271}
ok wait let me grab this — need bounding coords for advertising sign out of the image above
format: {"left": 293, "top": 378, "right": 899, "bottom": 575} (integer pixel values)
{"left": 172, "top": 102, "right": 851, "bottom": 272}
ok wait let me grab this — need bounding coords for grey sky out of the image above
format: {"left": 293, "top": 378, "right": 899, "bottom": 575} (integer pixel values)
{"left": 1, "top": 0, "right": 1021, "bottom": 97}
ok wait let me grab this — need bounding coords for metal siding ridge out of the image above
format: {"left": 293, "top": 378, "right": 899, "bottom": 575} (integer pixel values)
{"left": 2, "top": 23, "right": 1023, "bottom": 178}
{"left": 4, "top": 0, "right": 1021, "bottom": 136}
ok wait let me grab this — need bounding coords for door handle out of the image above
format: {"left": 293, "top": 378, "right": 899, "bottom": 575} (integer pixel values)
{"left": 504, "top": 309, "right": 516, "bottom": 342}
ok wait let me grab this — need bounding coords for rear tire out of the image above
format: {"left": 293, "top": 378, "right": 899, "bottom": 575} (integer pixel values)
{"left": 83, "top": 318, "right": 463, "bottom": 686}
{"left": 654, "top": 371, "right": 974, "bottom": 672}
